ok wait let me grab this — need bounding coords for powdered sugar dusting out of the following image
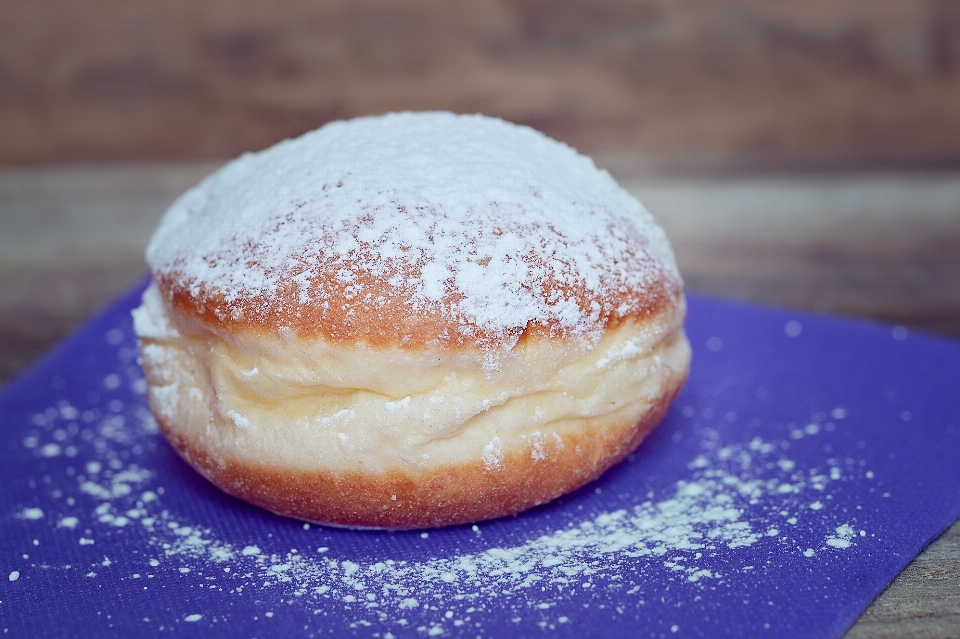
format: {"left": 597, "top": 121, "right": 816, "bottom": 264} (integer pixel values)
{"left": 481, "top": 437, "right": 504, "bottom": 470}
{"left": 15, "top": 402, "right": 871, "bottom": 634}
{"left": 8, "top": 304, "right": 921, "bottom": 636}
{"left": 11, "top": 324, "right": 873, "bottom": 633}
{"left": 146, "top": 112, "right": 679, "bottom": 346}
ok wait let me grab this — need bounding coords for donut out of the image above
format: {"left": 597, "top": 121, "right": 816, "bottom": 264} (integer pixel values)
{"left": 132, "top": 112, "right": 691, "bottom": 529}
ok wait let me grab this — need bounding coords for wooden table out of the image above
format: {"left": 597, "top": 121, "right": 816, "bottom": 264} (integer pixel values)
{"left": 1, "top": 162, "right": 958, "bottom": 636}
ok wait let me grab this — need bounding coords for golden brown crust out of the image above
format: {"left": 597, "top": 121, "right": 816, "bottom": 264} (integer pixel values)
{"left": 152, "top": 363, "right": 687, "bottom": 529}
{"left": 156, "top": 269, "right": 681, "bottom": 348}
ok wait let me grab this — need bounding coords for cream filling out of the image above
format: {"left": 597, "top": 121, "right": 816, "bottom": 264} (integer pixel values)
{"left": 134, "top": 283, "right": 691, "bottom": 474}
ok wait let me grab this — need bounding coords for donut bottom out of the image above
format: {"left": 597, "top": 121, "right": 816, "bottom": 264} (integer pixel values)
{"left": 152, "top": 363, "right": 687, "bottom": 530}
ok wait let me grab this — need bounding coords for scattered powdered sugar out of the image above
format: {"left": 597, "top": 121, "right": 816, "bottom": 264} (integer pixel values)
{"left": 17, "top": 507, "right": 44, "bottom": 520}
{"left": 226, "top": 410, "right": 250, "bottom": 430}
{"left": 529, "top": 431, "right": 547, "bottom": 462}
{"left": 145, "top": 112, "right": 679, "bottom": 347}
{"left": 826, "top": 524, "right": 859, "bottom": 549}
{"left": 481, "top": 437, "right": 504, "bottom": 470}
{"left": 8, "top": 321, "right": 880, "bottom": 635}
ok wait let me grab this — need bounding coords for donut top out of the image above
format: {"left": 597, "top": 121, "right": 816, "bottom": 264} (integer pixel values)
{"left": 147, "top": 112, "right": 681, "bottom": 350}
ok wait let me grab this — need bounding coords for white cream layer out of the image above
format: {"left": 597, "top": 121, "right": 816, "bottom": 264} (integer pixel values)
{"left": 133, "top": 283, "right": 690, "bottom": 474}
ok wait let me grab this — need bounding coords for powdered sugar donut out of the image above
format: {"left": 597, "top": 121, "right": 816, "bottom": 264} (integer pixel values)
{"left": 133, "top": 112, "right": 691, "bottom": 529}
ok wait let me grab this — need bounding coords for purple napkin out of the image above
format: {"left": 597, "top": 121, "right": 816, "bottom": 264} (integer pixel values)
{"left": 2, "top": 282, "right": 959, "bottom": 638}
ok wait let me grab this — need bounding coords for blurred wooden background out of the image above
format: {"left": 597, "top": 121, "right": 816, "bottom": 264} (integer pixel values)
{"left": 3, "top": 0, "right": 960, "bottom": 167}
{"left": 1, "top": 3, "right": 959, "bottom": 636}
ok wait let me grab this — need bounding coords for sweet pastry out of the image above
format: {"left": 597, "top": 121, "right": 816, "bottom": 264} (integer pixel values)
{"left": 133, "top": 112, "right": 691, "bottom": 529}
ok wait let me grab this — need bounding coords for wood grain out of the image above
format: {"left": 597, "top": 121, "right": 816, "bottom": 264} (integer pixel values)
{"left": 849, "top": 519, "right": 960, "bottom": 639}
{"left": 3, "top": 0, "right": 960, "bottom": 165}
